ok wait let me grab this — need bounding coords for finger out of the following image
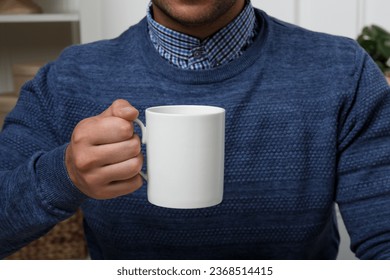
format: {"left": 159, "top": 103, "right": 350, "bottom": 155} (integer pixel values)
{"left": 94, "top": 175, "right": 144, "bottom": 200}
{"left": 99, "top": 99, "right": 139, "bottom": 121}
{"left": 91, "top": 135, "right": 141, "bottom": 166}
{"left": 88, "top": 117, "right": 134, "bottom": 145}
{"left": 109, "top": 175, "right": 144, "bottom": 196}
{"left": 99, "top": 153, "right": 143, "bottom": 183}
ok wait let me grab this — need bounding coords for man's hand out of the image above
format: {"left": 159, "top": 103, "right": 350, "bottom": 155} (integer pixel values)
{"left": 65, "top": 99, "right": 144, "bottom": 199}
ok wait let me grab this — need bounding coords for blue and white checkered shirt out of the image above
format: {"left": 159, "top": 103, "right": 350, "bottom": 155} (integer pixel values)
{"left": 147, "top": 1, "right": 258, "bottom": 70}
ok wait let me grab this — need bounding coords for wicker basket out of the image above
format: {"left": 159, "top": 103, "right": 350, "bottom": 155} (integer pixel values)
{"left": 5, "top": 209, "right": 88, "bottom": 260}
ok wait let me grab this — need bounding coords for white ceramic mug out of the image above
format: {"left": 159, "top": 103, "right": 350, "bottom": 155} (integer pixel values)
{"left": 134, "top": 105, "right": 225, "bottom": 209}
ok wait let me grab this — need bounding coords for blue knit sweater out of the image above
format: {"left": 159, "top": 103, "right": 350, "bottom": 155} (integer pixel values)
{"left": 1, "top": 9, "right": 390, "bottom": 260}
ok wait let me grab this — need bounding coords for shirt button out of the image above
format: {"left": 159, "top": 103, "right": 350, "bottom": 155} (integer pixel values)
{"left": 193, "top": 51, "right": 202, "bottom": 58}
{"left": 193, "top": 48, "right": 205, "bottom": 59}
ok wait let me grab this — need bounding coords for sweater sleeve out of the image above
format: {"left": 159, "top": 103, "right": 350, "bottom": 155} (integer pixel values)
{"left": 0, "top": 63, "right": 87, "bottom": 259}
{"left": 336, "top": 50, "right": 390, "bottom": 259}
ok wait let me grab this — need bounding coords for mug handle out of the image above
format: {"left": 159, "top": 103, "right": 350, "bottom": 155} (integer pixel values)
{"left": 133, "top": 118, "right": 148, "bottom": 181}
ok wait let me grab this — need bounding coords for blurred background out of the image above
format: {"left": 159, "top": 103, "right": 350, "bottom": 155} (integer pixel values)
{"left": 1, "top": 0, "right": 390, "bottom": 260}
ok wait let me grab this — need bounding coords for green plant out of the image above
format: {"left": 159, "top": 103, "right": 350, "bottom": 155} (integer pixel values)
{"left": 357, "top": 25, "right": 390, "bottom": 75}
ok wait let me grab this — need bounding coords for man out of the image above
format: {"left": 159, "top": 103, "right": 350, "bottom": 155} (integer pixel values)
{"left": 1, "top": 0, "right": 390, "bottom": 259}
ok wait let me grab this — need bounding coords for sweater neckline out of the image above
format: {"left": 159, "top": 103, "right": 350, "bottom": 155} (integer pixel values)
{"left": 146, "top": 0, "right": 258, "bottom": 71}
{"left": 137, "top": 9, "right": 271, "bottom": 85}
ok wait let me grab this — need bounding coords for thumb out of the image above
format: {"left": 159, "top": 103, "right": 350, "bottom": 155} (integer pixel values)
{"left": 100, "top": 99, "right": 139, "bottom": 121}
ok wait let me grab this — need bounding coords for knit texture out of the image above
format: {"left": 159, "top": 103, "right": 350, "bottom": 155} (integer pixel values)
{"left": 1, "top": 9, "right": 390, "bottom": 259}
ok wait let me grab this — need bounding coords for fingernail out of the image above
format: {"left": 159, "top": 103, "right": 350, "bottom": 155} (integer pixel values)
{"left": 120, "top": 107, "right": 134, "bottom": 113}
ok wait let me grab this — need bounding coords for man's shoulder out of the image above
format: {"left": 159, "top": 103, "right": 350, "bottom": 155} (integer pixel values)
{"left": 267, "top": 13, "right": 359, "bottom": 50}
{"left": 260, "top": 10, "right": 365, "bottom": 76}
{"left": 55, "top": 18, "right": 147, "bottom": 68}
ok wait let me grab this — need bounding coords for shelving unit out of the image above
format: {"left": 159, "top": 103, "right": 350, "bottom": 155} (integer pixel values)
{"left": 0, "top": 0, "right": 82, "bottom": 95}
{"left": 0, "top": 13, "right": 80, "bottom": 23}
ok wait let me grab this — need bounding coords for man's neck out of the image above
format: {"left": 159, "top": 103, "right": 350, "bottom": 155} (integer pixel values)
{"left": 152, "top": 1, "right": 246, "bottom": 40}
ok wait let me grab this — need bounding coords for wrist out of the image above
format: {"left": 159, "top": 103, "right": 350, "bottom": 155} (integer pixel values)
{"left": 35, "top": 144, "right": 88, "bottom": 216}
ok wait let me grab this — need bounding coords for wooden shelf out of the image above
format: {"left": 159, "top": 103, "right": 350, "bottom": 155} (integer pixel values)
{"left": 0, "top": 13, "right": 79, "bottom": 23}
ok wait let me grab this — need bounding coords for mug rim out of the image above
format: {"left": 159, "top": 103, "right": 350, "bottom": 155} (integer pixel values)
{"left": 146, "top": 105, "right": 225, "bottom": 116}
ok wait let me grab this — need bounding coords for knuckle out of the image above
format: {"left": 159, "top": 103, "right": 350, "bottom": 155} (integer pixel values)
{"left": 129, "top": 137, "right": 141, "bottom": 154}
{"left": 73, "top": 155, "right": 88, "bottom": 171}
{"left": 83, "top": 172, "right": 103, "bottom": 187}
{"left": 72, "top": 129, "right": 86, "bottom": 145}
{"left": 111, "top": 99, "right": 131, "bottom": 115}
{"left": 72, "top": 118, "right": 96, "bottom": 144}
{"left": 136, "top": 175, "right": 144, "bottom": 187}
{"left": 112, "top": 99, "right": 128, "bottom": 108}
{"left": 133, "top": 134, "right": 141, "bottom": 145}
{"left": 73, "top": 153, "right": 95, "bottom": 172}
{"left": 130, "top": 176, "right": 144, "bottom": 190}
{"left": 129, "top": 175, "right": 144, "bottom": 190}
{"left": 129, "top": 156, "right": 143, "bottom": 173}
{"left": 117, "top": 120, "right": 133, "bottom": 139}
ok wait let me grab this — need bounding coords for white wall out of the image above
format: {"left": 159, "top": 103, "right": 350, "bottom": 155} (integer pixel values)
{"left": 88, "top": 0, "right": 390, "bottom": 42}
{"left": 100, "top": 0, "right": 148, "bottom": 39}
{"left": 252, "top": 0, "right": 297, "bottom": 24}
{"left": 80, "top": 0, "right": 149, "bottom": 43}
{"left": 256, "top": 0, "right": 390, "bottom": 39}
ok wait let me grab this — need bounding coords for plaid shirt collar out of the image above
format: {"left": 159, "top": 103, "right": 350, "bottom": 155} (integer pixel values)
{"left": 147, "top": 1, "right": 257, "bottom": 70}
